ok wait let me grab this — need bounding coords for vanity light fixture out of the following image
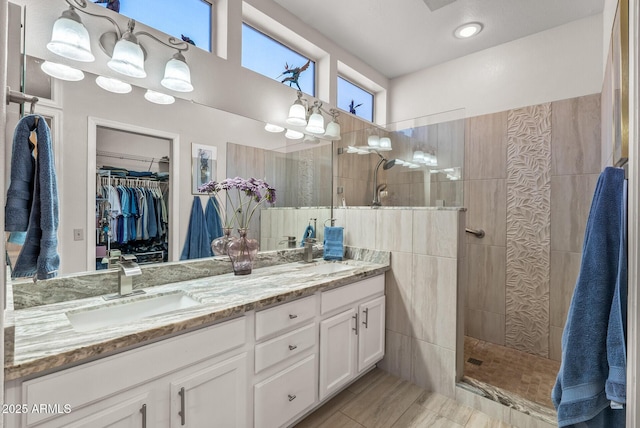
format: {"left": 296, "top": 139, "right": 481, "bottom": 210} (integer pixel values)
{"left": 367, "top": 134, "right": 380, "bottom": 147}
{"left": 454, "top": 22, "right": 483, "bottom": 39}
{"left": 44, "top": 0, "right": 194, "bottom": 92}
{"left": 285, "top": 129, "right": 304, "bottom": 140}
{"left": 379, "top": 137, "right": 392, "bottom": 150}
{"left": 95, "top": 75, "right": 132, "bottom": 93}
{"left": 264, "top": 123, "right": 285, "bottom": 133}
{"left": 144, "top": 89, "right": 175, "bottom": 105}
{"left": 40, "top": 60, "right": 85, "bottom": 81}
{"left": 286, "top": 91, "right": 342, "bottom": 140}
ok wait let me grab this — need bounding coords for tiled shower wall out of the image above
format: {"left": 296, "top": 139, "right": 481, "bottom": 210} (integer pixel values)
{"left": 464, "top": 93, "right": 601, "bottom": 360}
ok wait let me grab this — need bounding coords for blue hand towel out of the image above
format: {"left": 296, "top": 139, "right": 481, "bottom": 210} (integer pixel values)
{"left": 323, "top": 226, "right": 344, "bottom": 261}
{"left": 180, "top": 197, "right": 213, "bottom": 260}
{"left": 5, "top": 115, "right": 60, "bottom": 280}
{"left": 552, "top": 167, "right": 627, "bottom": 427}
{"left": 204, "top": 198, "right": 223, "bottom": 241}
{"left": 299, "top": 224, "right": 316, "bottom": 247}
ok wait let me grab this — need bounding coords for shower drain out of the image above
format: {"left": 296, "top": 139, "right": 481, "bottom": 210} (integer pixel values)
{"left": 467, "top": 358, "right": 483, "bottom": 366}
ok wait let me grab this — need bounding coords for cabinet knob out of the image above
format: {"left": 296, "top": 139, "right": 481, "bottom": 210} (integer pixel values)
{"left": 288, "top": 394, "right": 297, "bottom": 402}
{"left": 289, "top": 314, "right": 298, "bottom": 319}
{"left": 289, "top": 344, "right": 297, "bottom": 351}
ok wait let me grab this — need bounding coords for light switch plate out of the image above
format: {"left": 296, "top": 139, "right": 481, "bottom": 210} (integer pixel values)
{"left": 73, "top": 228, "right": 84, "bottom": 241}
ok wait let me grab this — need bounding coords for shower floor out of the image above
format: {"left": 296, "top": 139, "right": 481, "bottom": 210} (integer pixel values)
{"left": 463, "top": 336, "right": 560, "bottom": 409}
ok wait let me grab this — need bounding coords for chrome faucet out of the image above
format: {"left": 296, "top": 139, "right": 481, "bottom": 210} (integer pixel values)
{"left": 303, "top": 238, "right": 316, "bottom": 263}
{"left": 102, "top": 254, "right": 144, "bottom": 300}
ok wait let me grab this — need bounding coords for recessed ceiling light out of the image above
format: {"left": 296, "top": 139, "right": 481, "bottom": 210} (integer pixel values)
{"left": 454, "top": 22, "right": 483, "bottom": 39}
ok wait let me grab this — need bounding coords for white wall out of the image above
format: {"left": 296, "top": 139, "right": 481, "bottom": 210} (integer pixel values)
{"left": 389, "top": 14, "right": 603, "bottom": 122}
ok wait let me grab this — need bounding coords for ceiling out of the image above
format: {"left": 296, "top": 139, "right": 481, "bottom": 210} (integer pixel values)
{"left": 273, "top": 0, "right": 605, "bottom": 79}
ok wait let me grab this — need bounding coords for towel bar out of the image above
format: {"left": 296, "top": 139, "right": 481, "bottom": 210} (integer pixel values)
{"left": 465, "top": 228, "right": 485, "bottom": 238}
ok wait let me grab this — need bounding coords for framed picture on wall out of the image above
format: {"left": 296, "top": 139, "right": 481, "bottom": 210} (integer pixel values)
{"left": 192, "top": 143, "right": 217, "bottom": 194}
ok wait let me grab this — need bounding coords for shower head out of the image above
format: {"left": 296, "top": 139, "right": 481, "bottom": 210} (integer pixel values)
{"left": 383, "top": 159, "right": 396, "bottom": 170}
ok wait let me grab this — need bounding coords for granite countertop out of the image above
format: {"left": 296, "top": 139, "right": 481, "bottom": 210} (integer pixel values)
{"left": 5, "top": 252, "right": 389, "bottom": 381}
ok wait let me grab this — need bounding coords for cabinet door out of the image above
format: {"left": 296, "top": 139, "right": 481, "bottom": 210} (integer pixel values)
{"left": 358, "top": 296, "right": 386, "bottom": 373}
{"left": 58, "top": 393, "right": 151, "bottom": 428}
{"left": 319, "top": 308, "right": 357, "bottom": 400}
{"left": 170, "top": 353, "right": 247, "bottom": 428}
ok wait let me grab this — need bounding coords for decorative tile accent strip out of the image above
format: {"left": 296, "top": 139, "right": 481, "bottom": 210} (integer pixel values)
{"left": 505, "top": 103, "right": 551, "bottom": 357}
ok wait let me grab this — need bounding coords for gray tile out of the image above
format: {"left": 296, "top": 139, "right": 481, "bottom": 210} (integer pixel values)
{"left": 378, "top": 330, "right": 412, "bottom": 381}
{"left": 392, "top": 404, "right": 463, "bottom": 428}
{"left": 466, "top": 245, "right": 506, "bottom": 315}
{"left": 466, "top": 179, "right": 507, "bottom": 247}
{"left": 465, "top": 309, "right": 505, "bottom": 346}
{"left": 317, "top": 412, "right": 365, "bottom": 428}
{"left": 376, "top": 209, "right": 413, "bottom": 252}
{"left": 455, "top": 387, "right": 511, "bottom": 423}
{"left": 347, "top": 368, "right": 387, "bottom": 395}
{"left": 551, "top": 94, "right": 601, "bottom": 175}
{"left": 509, "top": 409, "right": 556, "bottom": 428}
{"left": 294, "top": 389, "right": 357, "bottom": 428}
{"left": 413, "top": 210, "right": 459, "bottom": 258}
{"left": 465, "top": 112, "right": 508, "bottom": 180}
{"left": 385, "top": 252, "right": 413, "bottom": 335}
{"left": 465, "top": 410, "right": 513, "bottom": 428}
{"left": 412, "top": 255, "right": 458, "bottom": 350}
{"left": 411, "top": 339, "right": 456, "bottom": 397}
{"left": 550, "top": 174, "right": 599, "bottom": 252}
{"left": 549, "top": 326, "right": 563, "bottom": 362}
{"left": 549, "top": 251, "right": 581, "bottom": 327}
{"left": 345, "top": 209, "right": 377, "bottom": 249}
{"left": 416, "top": 391, "right": 474, "bottom": 425}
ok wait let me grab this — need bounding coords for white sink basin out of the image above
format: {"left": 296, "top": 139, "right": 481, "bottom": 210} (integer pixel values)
{"left": 301, "top": 263, "right": 355, "bottom": 275}
{"left": 66, "top": 292, "right": 202, "bottom": 332}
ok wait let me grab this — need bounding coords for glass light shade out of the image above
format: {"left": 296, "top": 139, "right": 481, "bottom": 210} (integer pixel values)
{"left": 379, "top": 137, "right": 392, "bottom": 149}
{"left": 408, "top": 163, "right": 420, "bottom": 169}
{"left": 305, "top": 111, "right": 325, "bottom": 134}
{"left": 108, "top": 39, "right": 146, "bottom": 78}
{"left": 412, "top": 150, "right": 425, "bottom": 162}
{"left": 454, "top": 22, "right": 483, "bottom": 39}
{"left": 367, "top": 135, "right": 380, "bottom": 147}
{"left": 144, "top": 89, "right": 175, "bottom": 105}
{"left": 161, "top": 56, "right": 193, "bottom": 92}
{"left": 47, "top": 10, "right": 95, "bottom": 62}
{"left": 95, "top": 76, "right": 132, "bottom": 94}
{"left": 264, "top": 123, "right": 285, "bottom": 133}
{"left": 40, "top": 61, "right": 84, "bottom": 81}
{"left": 286, "top": 102, "right": 307, "bottom": 126}
{"left": 285, "top": 129, "right": 304, "bottom": 140}
{"left": 323, "top": 120, "right": 341, "bottom": 140}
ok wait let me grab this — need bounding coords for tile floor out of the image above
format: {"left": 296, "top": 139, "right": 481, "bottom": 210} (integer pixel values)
{"left": 294, "top": 368, "right": 514, "bottom": 428}
{"left": 463, "top": 336, "right": 560, "bottom": 409}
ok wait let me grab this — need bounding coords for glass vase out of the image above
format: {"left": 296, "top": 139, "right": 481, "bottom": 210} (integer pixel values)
{"left": 211, "top": 227, "right": 233, "bottom": 256}
{"left": 227, "top": 228, "right": 259, "bottom": 275}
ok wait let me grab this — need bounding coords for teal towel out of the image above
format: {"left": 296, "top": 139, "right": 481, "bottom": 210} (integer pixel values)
{"left": 323, "top": 226, "right": 343, "bottom": 261}
{"left": 300, "top": 224, "right": 316, "bottom": 247}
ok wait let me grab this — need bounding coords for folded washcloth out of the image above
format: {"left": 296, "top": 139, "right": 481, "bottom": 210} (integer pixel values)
{"left": 323, "top": 226, "right": 344, "bottom": 261}
{"left": 300, "top": 224, "right": 316, "bottom": 247}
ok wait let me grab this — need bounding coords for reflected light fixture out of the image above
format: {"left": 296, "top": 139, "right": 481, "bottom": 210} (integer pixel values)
{"left": 379, "top": 137, "right": 392, "bottom": 150}
{"left": 144, "top": 89, "right": 175, "bottom": 105}
{"left": 286, "top": 91, "right": 342, "bottom": 140}
{"left": 454, "top": 22, "right": 483, "bottom": 39}
{"left": 44, "top": 0, "right": 194, "bottom": 93}
{"left": 41, "top": 60, "right": 85, "bottom": 81}
{"left": 367, "top": 134, "right": 380, "bottom": 147}
{"left": 95, "top": 75, "right": 132, "bottom": 93}
{"left": 285, "top": 129, "right": 304, "bottom": 140}
{"left": 264, "top": 123, "right": 285, "bottom": 133}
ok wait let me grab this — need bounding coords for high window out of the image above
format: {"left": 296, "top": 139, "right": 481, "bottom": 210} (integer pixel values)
{"left": 97, "top": 0, "right": 213, "bottom": 52}
{"left": 337, "top": 76, "right": 374, "bottom": 122}
{"left": 241, "top": 23, "right": 316, "bottom": 96}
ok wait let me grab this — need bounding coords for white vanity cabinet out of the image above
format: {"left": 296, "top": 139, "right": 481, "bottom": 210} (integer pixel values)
{"left": 319, "top": 275, "right": 385, "bottom": 400}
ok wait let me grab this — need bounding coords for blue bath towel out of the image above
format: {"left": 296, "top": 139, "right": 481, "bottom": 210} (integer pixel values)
{"left": 299, "top": 224, "right": 316, "bottom": 247}
{"left": 180, "top": 197, "right": 213, "bottom": 260}
{"left": 204, "top": 198, "right": 223, "bottom": 241}
{"left": 5, "top": 115, "right": 60, "bottom": 280}
{"left": 323, "top": 226, "right": 344, "bottom": 261}
{"left": 552, "top": 167, "right": 627, "bottom": 427}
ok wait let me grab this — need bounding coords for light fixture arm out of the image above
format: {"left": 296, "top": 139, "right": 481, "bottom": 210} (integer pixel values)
{"left": 134, "top": 29, "right": 190, "bottom": 53}
{"left": 63, "top": 0, "right": 122, "bottom": 38}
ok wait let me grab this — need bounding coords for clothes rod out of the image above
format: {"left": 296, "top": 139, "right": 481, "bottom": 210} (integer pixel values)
{"left": 6, "top": 86, "right": 39, "bottom": 114}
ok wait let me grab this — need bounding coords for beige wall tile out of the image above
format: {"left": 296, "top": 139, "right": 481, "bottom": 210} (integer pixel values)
{"left": 345, "top": 209, "right": 377, "bottom": 248}
{"left": 376, "top": 209, "right": 413, "bottom": 252}
{"left": 457, "top": 255, "right": 467, "bottom": 381}
{"left": 413, "top": 210, "right": 459, "bottom": 258}
{"left": 411, "top": 339, "right": 456, "bottom": 397}
{"left": 549, "top": 326, "right": 563, "bottom": 362}
{"left": 379, "top": 330, "right": 412, "bottom": 381}
{"left": 386, "top": 251, "right": 413, "bottom": 335}
{"left": 465, "top": 308, "right": 505, "bottom": 346}
{"left": 465, "top": 112, "right": 508, "bottom": 180}
{"left": 550, "top": 174, "right": 599, "bottom": 252}
{"left": 466, "top": 179, "right": 507, "bottom": 247}
{"left": 412, "top": 255, "right": 458, "bottom": 350}
{"left": 455, "top": 387, "right": 511, "bottom": 423}
{"left": 466, "top": 244, "right": 506, "bottom": 315}
{"left": 551, "top": 93, "right": 601, "bottom": 175}
{"left": 465, "top": 411, "right": 512, "bottom": 428}
{"left": 549, "top": 250, "right": 581, "bottom": 327}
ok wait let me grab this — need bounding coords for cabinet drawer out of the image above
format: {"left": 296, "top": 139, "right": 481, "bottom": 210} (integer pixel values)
{"left": 255, "top": 323, "right": 316, "bottom": 373}
{"left": 255, "top": 295, "right": 316, "bottom": 340}
{"left": 321, "top": 275, "right": 384, "bottom": 315}
{"left": 254, "top": 354, "right": 317, "bottom": 428}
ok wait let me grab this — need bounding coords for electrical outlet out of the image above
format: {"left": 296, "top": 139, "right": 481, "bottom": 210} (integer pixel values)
{"left": 73, "top": 228, "right": 84, "bottom": 241}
